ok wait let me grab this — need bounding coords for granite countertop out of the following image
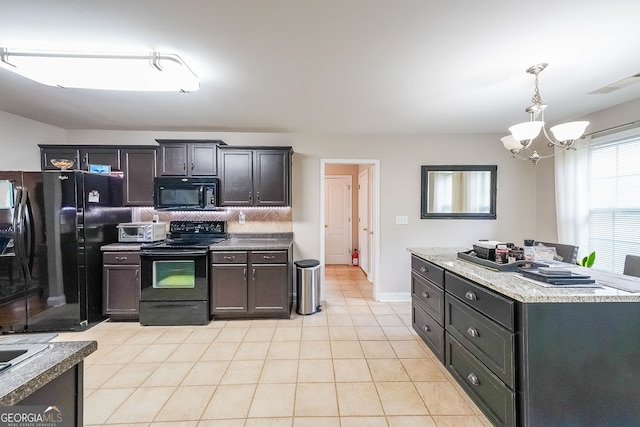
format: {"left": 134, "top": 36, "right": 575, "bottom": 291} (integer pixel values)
{"left": 209, "top": 233, "right": 293, "bottom": 251}
{"left": 0, "top": 337, "right": 96, "bottom": 406}
{"left": 101, "top": 242, "right": 145, "bottom": 251}
{"left": 408, "top": 247, "right": 640, "bottom": 303}
{"left": 101, "top": 234, "right": 294, "bottom": 252}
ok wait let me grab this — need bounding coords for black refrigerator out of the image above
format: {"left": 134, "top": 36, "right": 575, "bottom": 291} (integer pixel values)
{"left": 0, "top": 170, "right": 131, "bottom": 332}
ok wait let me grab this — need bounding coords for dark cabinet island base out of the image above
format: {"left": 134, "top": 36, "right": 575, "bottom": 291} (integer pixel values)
{"left": 408, "top": 248, "right": 640, "bottom": 427}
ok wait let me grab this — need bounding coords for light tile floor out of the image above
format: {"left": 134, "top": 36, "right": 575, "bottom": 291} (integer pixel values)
{"left": 54, "top": 265, "right": 492, "bottom": 427}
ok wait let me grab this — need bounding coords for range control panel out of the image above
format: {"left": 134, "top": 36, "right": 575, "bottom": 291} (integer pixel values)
{"left": 169, "top": 220, "right": 226, "bottom": 235}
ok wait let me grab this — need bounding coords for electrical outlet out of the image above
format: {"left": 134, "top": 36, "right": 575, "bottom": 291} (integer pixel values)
{"left": 396, "top": 215, "right": 408, "bottom": 225}
{"left": 238, "top": 211, "right": 246, "bottom": 225}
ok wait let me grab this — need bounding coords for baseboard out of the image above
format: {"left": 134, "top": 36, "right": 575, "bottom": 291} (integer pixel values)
{"left": 376, "top": 292, "right": 411, "bottom": 302}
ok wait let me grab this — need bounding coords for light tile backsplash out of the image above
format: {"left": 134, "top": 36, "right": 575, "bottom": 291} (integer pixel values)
{"left": 134, "top": 207, "right": 292, "bottom": 233}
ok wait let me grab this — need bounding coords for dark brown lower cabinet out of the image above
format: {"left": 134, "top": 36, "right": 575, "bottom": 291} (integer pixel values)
{"left": 18, "top": 362, "right": 84, "bottom": 427}
{"left": 411, "top": 254, "right": 640, "bottom": 427}
{"left": 210, "top": 250, "right": 291, "bottom": 318}
{"left": 102, "top": 252, "right": 140, "bottom": 320}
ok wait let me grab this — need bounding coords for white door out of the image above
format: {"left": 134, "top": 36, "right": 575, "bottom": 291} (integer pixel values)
{"left": 358, "top": 169, "right": 370, "bottom": 275}
{"left": 325, "top": 176, "right": 352, "bottom": 264}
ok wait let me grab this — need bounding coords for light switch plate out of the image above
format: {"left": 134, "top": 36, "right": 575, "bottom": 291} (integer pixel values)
{"left": 396, "top": 215, "right": 408, "bottom": 225}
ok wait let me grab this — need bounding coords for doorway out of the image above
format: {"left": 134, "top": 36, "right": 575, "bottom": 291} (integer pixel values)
{"left": 320, "top": 159, "right": 380, "bottom": 300}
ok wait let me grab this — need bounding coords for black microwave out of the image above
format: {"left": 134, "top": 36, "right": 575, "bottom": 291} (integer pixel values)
{"left": 153, "top": 177, "right": 219, "bottom": 210}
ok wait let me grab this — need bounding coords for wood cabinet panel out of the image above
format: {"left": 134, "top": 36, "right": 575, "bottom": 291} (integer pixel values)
{"left": 210, "top": 265, "right": 248, "bottom": 313}
{"left": 219, "top": 149, "right": 253, "bottom": 206}
{"left": 251, "top": 264, "right": 288, "bottom": 312}
{"left": 102, "top": 251, "right": 140, "bottom": 320}
{"left": 210, "top": 249, "right": 291, "bottom": 318}
{"left": 156, "top": 139, "right": 222, "bottom": 176}
{"left": 121, "top": 148, "right": 156, "bottom": 206}
{"left": 40, "top": 146, "right": 80, "bottom": 170}
{"left": 412, "top": 299, "right": 445, "bottom": 363}
{"left": 219, "top": 147, "right": 292, "bottom": 207}
{"left": 80, "top": 148, "right": 121, "bottom": 171}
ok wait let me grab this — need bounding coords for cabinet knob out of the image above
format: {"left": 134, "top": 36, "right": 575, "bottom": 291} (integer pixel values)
{"left": 467, "top": 373, "right": 480, "bottom": 386}
{"left": 182, "top": 162, "right": 186, "bottom": 171}
{"left": 223, "top": 256, "right": 235, "bottom": 261}
{"left": 243, "top": 268, "right": 247, "bottom": 280}
{"left": 256, "top": 192, "right": 260, "bottom": 201}
{"left": 420, "top": 266, "right": 427, "bottom": 273}
{"left": 421, "top": 291, "right": 429, "bottom": 299}
{"left": 115, "top": 256, "right": 128, "bottom": 261}
{"left": 466, "top": 327, "right": 479, "bottom": 338}
{"left": 191, "top": 163, "right": 194, "bottom": 170}
{"left": 263, "top": 255, "right": 275, "bottom": 260}
{"left": 422, "top": 325, "right": 430, "bottom": 333}
{"left": 249, "top": 192, "right": 252, "bottom": 201}
{"left": 363, "top": 227, "right": 368, "bottom": 231}
{"left": 465, "top": 291, "right": 477, "bottom": 301}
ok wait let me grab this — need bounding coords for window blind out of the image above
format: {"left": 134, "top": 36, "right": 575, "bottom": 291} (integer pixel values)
{"left": 589, "top": 134, "right": 640, "bottom": 273}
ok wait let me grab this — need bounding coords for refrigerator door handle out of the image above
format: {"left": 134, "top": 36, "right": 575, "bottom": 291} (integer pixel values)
{"left": 14, "top": 187, "right": 31, "bottom": 281}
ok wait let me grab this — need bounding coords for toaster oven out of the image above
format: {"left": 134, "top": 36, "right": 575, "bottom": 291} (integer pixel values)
{"left": 117, "top": 222, "right": 167, "bottom": 243}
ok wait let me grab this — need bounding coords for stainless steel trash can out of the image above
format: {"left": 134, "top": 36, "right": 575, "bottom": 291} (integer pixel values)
{"left": 295, "top": 259, "right": 321, "bottom": 315}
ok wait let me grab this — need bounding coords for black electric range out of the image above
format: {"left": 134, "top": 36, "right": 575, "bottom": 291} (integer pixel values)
{"left": 138, "top": 220, "right": 226, "bottom": 326}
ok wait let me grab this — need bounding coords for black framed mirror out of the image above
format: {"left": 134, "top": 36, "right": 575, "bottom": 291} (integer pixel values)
{"left": 421, "top": 165, "right": 497, "bottom": 219}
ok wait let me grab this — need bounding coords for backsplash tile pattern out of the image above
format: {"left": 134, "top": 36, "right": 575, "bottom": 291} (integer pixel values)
{"left": 135, "top": 207, "right": 292, "bottom": 233}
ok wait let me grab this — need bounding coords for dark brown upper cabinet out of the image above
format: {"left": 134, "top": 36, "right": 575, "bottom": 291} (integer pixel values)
{"left": 121, "top": 147, "right": 157, "bottom": 206}
{"left": 40, "top": 145, "right": 121, "bottom": 171}
{"left": 40, "top": 144, "right": 157, "bottom": 207}
{"left": 155, "top": 139, "right": 225, "bottom": 176}
{"left": 219, "top": 146, "right": 292, "bottom": 207}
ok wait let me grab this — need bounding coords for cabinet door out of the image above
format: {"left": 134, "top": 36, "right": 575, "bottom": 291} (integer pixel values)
{"left": 190, "top": 144, "right": 219, "bottom": 176}
{"left": 80, "top": 148, "right": 121, "bottom": 171}
{"left": 103, "top": 265, "right": 140, "bottom": 316}
{"left": 157, "top": 143, "right": 188, "bottom": 176}
{"left": 219, "top": 150, "right": 254, "bottom": 206}
{"left": 210, "top": 265, "right": 248, "bottom": 313}
{"left": 250, "top": 264, "right": 288, "bottom": 313}
{"left": 254, "top": 150, "right": 290, "bottom": 206}
{"left": 121, "top": 148, "right": 157, "bottom": 206}
{"left": 41, "top": 147, "right": 80, "bottom": 170}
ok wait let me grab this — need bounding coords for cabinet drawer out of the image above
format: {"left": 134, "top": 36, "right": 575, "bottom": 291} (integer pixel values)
{"left": 411, "top": 272, "right": 444, "bottom": 323}
{"left": 103, "top": 252, "right": 140, "bottom": 265}
{"left": 412, "top": 300, "right": 445, "bottom": 363}
{"left": 210, "top": 251, "right": 248, "bottom": 264}
{"left": 250, "top": 251, "right": 288, "bottom": 264}
{"left": 445, "top": 271, "right": 514, "bottom": 330}
{"left": 445, "top": 294, "right": 515, "bottom": 388}
{"left": 446, "top": 335, "right": 516, "bottom": 427}
{"left": 411, "top": 255, "right": 444, "bottom": 288}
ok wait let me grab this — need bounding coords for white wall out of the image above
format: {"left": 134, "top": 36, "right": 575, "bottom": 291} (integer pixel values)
{"left": 63, "top": 129, "right": 538, "bottom": 300}
{"left": 0, "top": 122, "right": 540, "bottom": 300}
{"left": 0, "top": 111, "right": 67, "bottom": 171}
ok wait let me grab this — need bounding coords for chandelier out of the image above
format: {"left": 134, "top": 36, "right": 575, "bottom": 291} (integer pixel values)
{"left": 500, "top": 63, "right": 589, "bottom": 165}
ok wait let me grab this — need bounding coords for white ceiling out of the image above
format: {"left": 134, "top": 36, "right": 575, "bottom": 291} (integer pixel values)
{"left": 1, "top": 0, "right": 640, "bottom": 135}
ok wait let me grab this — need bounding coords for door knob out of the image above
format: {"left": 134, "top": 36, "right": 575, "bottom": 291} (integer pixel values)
{"left": 324, "top": 225, "right": 328, "bottom": 228}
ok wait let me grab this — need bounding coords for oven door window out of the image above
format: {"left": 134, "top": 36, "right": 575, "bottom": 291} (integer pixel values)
{"left": 153, "top": 260, "right": 196, "bottom": 288}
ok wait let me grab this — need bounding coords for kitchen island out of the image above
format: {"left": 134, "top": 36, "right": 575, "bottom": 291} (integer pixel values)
{"left": 0, "top": 337, "right": 96, "bottom": 426}
{"left": 408, "top": 247, "right": 640, "bottom": 427}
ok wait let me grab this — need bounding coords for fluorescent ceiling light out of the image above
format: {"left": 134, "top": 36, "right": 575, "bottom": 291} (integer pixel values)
{"left": 0, "top": 48, "right": 199, "bottom": 92}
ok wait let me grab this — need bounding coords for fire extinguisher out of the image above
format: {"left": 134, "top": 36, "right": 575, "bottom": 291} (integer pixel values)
{"left": 351, "top": 249, "right": 359, "bottom": 266}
